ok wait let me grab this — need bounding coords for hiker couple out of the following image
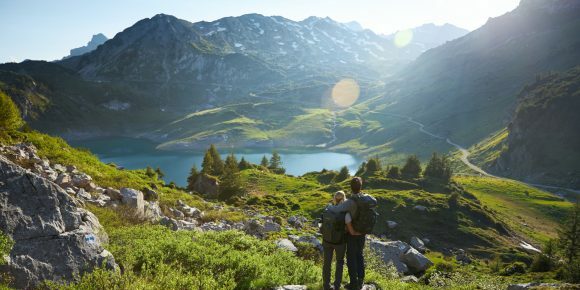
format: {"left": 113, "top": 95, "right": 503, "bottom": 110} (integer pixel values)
{"left": 321, "top": 177, "right": 378, "bottom": 290}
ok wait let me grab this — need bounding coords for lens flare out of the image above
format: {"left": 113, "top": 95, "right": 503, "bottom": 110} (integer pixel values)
{"left": 331, "top": 78, "right": 360, "bottom": 108}
{"left": 394, "top": 29, "right": 413, "bottom": 48}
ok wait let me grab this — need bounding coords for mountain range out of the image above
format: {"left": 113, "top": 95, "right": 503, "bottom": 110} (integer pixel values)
{"left": 1, "top": 0, "right": 579, "bottom": 187}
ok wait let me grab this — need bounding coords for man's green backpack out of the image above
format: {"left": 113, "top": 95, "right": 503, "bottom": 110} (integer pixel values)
{"left": 351, "top": 194, "right": 378, "bottom": 234}
{"left": 321, "top": 207, "right": 346, "bottom": 244}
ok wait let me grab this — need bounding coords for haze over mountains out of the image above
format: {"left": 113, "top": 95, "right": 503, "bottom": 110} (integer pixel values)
{"left": 1, "top": 0, "right": 579, "bottom": 187}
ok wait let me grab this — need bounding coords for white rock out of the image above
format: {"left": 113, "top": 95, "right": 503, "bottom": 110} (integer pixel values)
{"left": 413, "top": 205, "right": 427, "bottom": 211}
{"left": 387, "top": 220, "right": 398, "bottom": 229}
{"left": 120, "top": 188, "right": 145, "bottom": 215}
{"left": 276, "top": 239, "right": 298, "bottom": 252}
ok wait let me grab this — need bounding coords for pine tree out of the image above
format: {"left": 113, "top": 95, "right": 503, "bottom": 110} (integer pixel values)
{"left": 238, "top": 157, "right": 251, "bottom": 170}
{"left": 401, "top": 155, "right": 422, "bottom": 179}
{"left": 355, "top": 161, "right": 367, "bottom": 176}
{"left": 186, "top": 165, "right": 200, "bottom": 191}
{"left": 387, "top": 166, "right": 401, "bottom": 179}
{"left": 208, "top": 144, "right": 224, "bottom": 176}
{"left": 260, "top": 155, "right": 269, "bottom": 168}
{"left": 145, "top": 166, "right": 156, "bottom": 178}
{"left": 0, "top": 91, "right": 23, "bottom": 131}
{"left": 559, "top": 201, "right": 580, "bottom": 264}
{"left": 365, "top": 157, "right": 382, "bottom": 173}
{"left": 201, "top": 150, "right": 214, "bottom": 175}
{"left": 155, "top": 167, "right": 165, "bottom": 179}
{"left": 424, "top": 152, "right": 453, "bottom": 182}
{"left": 220, "top": 153, "right": 243, "bottom": 201}
{"left": 269, "top": 151, "right": 282, "bottom": 169}
{"left": 335, "top": 166, "right": 350, "bottom": 182}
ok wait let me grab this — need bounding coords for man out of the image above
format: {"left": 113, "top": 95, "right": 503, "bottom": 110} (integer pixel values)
{"left": 329, "top": 177, "right": 377, "bottom": 290}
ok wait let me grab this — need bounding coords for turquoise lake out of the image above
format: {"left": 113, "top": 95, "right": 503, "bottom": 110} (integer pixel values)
{"left": 70, "top": 137, "right": 362, "bottom": 186}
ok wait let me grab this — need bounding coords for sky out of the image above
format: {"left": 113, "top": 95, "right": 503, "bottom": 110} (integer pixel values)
{"left": 0, "top": 0, "right": 520, "bottom": 63}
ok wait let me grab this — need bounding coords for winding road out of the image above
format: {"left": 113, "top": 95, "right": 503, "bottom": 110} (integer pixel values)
{"left": 369, "top": 110, "right": 580, "bottom": 194}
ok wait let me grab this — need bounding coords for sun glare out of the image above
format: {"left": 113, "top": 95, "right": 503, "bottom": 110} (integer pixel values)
{"left": 394, "top": 29, "right": 413, "bottom": 48}
{"left": 331, "top": 78, "right": 360, "bottom": 108}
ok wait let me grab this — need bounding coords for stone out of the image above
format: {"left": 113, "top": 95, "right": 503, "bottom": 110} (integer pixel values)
{"left": 105, "top": 187, "right": 122, "bottom": 201}
{"left": 170, "top": 208, "right": 185, "bottom": 219}
{"left": 275, "top": 286, "right": 306, "bottom": 290}
{"left": 181, "top": 205, "right": 203, "bottom": 219}
{"left": 276, "top": 239, "right": 298, "bottom": 252}
{"left": 287, "top": 215, "right": 307, "bottom": 228}
{"left": 401, "top": 275, "right": 419, "bottom": 283}
{"left": 422, "top": 238, "right": 430, "bottom": 245}
{"left": 387, "top": 220, "right": 398, "bottom": 229}
{"left": 120, "top": 188, "right": 145, "bottom": 215}
{"left": 55, "top": 173, "right": 72, "bottom": 187}
{"left": 455, "top": 249, "right": 471, "bottom": 264}
{"left": 297, "top": 235, "right": 323, "bottom": 251}
{"left": 368, "top": 238, "right": 409, "bottom": 273}
{"left": 94, "top": 187, "right": 106, "bottom": 195}
{"left": 200, "top": 221, "right": 230, "bottom": 232}
{"left": 159, "top": 217, "right": 179, "bottom": 231}
{"left": 507, "top": 283, "right": 565, "bottom": 290}
{"left": 66, "top": 165, "right": 77, "bottom": 173}
{"left": 53, "top": 164, "right": 67, "bottom": 173}
{"left": 264, "top": 221, "right": 281, "bottom": 232}
{"left": 193, "top": 174, "right": 219, "bottom": 197}
{"left": 72, "top": 173, "right": 93, "bottom": 189}
{"left": 76, "top": 188, "right": 92, "bottom": 200}
{"left": 42, "top": 169, "right": 58, "bottom": 181}
{"left": 413, "top": 205, "right": 427, "bottom": 211}
{"left": 361, "top": 285, "right": 377, "bottom": 290}
{"left": 410, "top": 236, "right": 426, "bottom": 253}
{"left": 144, "top": 202, "right": 163, "bottom": 221}
{"left": 401, "top": 247, "right": 433, "bottom": 273}
{"left": 0, "top": 155, "right": 116, "bottom": 289}
{"left": 143, "top": 188, "right": 158, "bottom": 201}
{"left": 177, "top": 220, "right": 198, "bottom": 231}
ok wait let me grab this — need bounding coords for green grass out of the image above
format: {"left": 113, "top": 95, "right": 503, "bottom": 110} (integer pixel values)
{"left": 455, "top": 176, "right": 572, "bottom": 243}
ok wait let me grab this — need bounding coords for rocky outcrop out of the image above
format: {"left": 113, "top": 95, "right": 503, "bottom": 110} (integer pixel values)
{"left": 0, "top": 155, "right": 116, "bottom": 288}
{"left": 192, "top": 174, "right": 219, "bottom": 197}
{"left": 368, "top": 238, "right": 433, "bottom": 274}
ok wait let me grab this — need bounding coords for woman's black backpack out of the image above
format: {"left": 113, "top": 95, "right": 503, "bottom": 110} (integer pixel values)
{"left": 351, "top": 194, "right": 378, "bottom": 234}
{"left": 321, "top": 207, "right": 346, "bottom": 244}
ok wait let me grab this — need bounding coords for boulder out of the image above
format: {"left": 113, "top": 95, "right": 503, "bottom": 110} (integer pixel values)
{"left": 455, "top": 249, "right": 471, "bottom": 264}
{"left": 55, "top": 173, "right": 72, "bottom": 187}
{"left": 120, "top": 188, "right": 145, "bottom": 215}
{"left": 0, "top": 155, "right": 116, "bottom": 289}
{"left": 143, "top": 188, "right": 158, "bottom": 201}
{"left": 76, "top": 188, "right": 92, "bottom": 200}
{"left": 193, "top": 174, "right": 219, "bottom": 197}
{"left": 368, "top": 239, "right": 409, "bottom": 273}
{"left": 72, "top": 173, "right": 93, "bottom": 189}
{"left": 297, "top": 235, "right": 323, "bottom": 251}
{"left": 66, "top": 165, "right": 77, "bottom": 173}
{"left": 276, "top": 239, "right": 298, "bottom": 252}
{"left": 264, "top": 221, "right": 281, "bottom": 233}
{"left": 181, "top": 205, "right": 203, "bottom": 219}
{"left": 413, "top": 205, "right": 427, "bottom": 211}
{"left": 401, "top": 275, "right": 419, "bottom": 283}
{"left": 105, "top": 187, "right": 122, "bottom": 201}
{"left": 387, "top": 220, "right": 398, "bottom": 229}
{"left": 160, "top": 217, "right": 179, "bottom": 231}
{"left": 52, "top": 164, "right": 67, "bottom": 173}
{"left": 288, "top": 215, "right": 308, "bottom": 228}
{"left": 144, "top": 202, "right": 163, "bottom": 221}
{"left": 170, "top": 208, "right": 185, "bottom": 219}
{"left": 200, "top": 221, "right": 231, "bottom": 232}
{"left": 506, "top": 283, "right": 564, "bottom": 290}
{"left": 401, "top": 247, "right": 433, "bottom": 273}
{"left": 275, "top": 286, "right": 306, "bottom": 290}
{"left": 410, "top": 237, "right": 426, "bottom": 253}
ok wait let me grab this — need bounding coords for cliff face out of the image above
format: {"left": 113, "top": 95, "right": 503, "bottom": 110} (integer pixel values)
{"left": 492, "top": 66, "right": 580, "bottom": 188}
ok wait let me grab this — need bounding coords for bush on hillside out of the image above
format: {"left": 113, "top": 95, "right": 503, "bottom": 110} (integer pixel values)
{"left": 0, "top": 91, "right": 23, "bottom": 132}
{"left": 501, "top": 262, "right": 526, "bottom": 276}
{"left": 401, "top": 155, "right": 422, "bottom": 179}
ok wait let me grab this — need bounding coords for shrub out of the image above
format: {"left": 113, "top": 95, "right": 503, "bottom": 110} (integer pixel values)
{"left": 0, "top": 90, "right": 23, "bottom": 132}
{"left": 501, "top": 262, "right": 526, "bottom": 276}
{"left": 435, "top": 261, "right": 455, "bottom": 273}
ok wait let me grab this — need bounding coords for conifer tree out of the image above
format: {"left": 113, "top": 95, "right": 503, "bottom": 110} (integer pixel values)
{"left": 220, "top": 153, "right": 243, "bottom": 200}
{"left": 208, "top": 144, "right": 224, "bottom": 176}
{"left": 401, "top": 155, "right": 422, "bottom": 179}
{"left": 201, "top": 150, "right": 214, "bottom": 175}
{"left": 260, "top": 155, "right": 269, "bottom": 168}
{"left": 387, "top": 166, "right": 401, "bottom": 179}
{"left": 335, "top": 166, "right": 350, "bottom": 182}
{"left": 155, "top": 167, "right": 165, "bottom": 179}
{"left": 269, "top": 151, "right": 282, "bottom": 169}
{"left": 238, "top": 157, "right": 251, "bottom": 170}
{"left": 145, "top": 166, "right": 156, "bottom": 178}
{"left": 559, "top": 201, "right": 580, "bottom": 264}
{"left": 365, "top": 157, "right": 382, "bottom": 173}
{"left": 424, "top": 152, "right": 453, "bottom": 182}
